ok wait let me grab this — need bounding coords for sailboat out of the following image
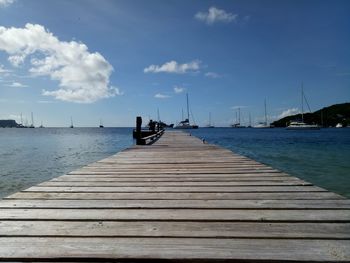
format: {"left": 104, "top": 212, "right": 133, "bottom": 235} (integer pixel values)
{"left": 253, "top": 99, "right": 270, "bottom": 128}
{"left": 286, "top": 84, "right": 320, "bottom": 130}
{"left": 174, "top": 93, "right": 198, "bottom": 129}
{"left": 99, "top": 119, "right": 104, "bottom": 128}
{"left": 231, "top": 108, "right": 245, "bottom": 128}
{"left": 28, "top": 112, "right": 35, "bottom": 128}
{"left": 206, "top": 112, "right": 215, "bottom": 128}
{"left": 69, "top": 117, "right": 74, "bottom": 128}
{"left": 39, "top": 121, "right": 44, "bottom": 128}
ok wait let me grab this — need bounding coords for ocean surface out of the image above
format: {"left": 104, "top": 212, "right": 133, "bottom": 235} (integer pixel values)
{"left": 0, "top": 127, "right": 349, "bottom": 198}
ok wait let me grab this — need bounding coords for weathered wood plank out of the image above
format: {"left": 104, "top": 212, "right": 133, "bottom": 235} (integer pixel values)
{"left": 0, "top": 238, "right": 349, "bottom": 261}
{"left": 38, "top": 181, "right": 312, "bottom": 187}
{"left": 6, "top": 191, "right": 343, "bottom": 200}
{"left": 0, "top": 221, "right": 349, "bottom": 239}
{"left": 1, "top": 208, "right": 349, "bottom": 221}
{"left": 1, "top": 199, "right": 350, "bottom": 209}
{"left": 23, "top": 185, "right": 325, "bottom": 193}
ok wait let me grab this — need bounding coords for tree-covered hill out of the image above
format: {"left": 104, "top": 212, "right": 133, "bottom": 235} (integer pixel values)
{"left": 271, "top": 103, "right": 350, "bottom": 127}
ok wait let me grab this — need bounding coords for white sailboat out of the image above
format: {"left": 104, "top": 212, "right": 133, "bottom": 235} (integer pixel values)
{"left": 253, "top": 99, "right": 270, "bottom": 128}
{"left": 174, "top": 93, "right": 198, "bottom": 129}
{"left": 69, "top": 117, "right": 74, "bottom": 128}
{"left": 286, "top": 84, "right": 320, "bottom": 130}
{"left": 231, "top": 108, "right": 245, "bottom": 128}
{"left": 206, "top": 112, "right": 215, "bottom": 128}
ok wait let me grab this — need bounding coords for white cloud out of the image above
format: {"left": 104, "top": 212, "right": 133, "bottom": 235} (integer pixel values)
{"left": 154, "top": 93, "right": 170, "bottom": 99}
{"left": 230, "top": 105, "right": 248, "bottom": 110}
{"left": 205, "top": 72, "right": 221, "bottom": 78}
{"left": 173, "top": 85, "right": 185, "bottom": 94}
{"left": 0, "top": 23, "right": 119, "bottom": 103}
{"left": 144, "top": 60, "right": 201, "bottom": 74}
{"left": 7, "top": 81, "right": 28, "bottom": 88}
{"left": 195, "top": 7, "right": 237, "bottom": 25}
{"left": 0, "top": 0, "right": 15, "bottom": 7}
{"left": 278, "top": 108, "right": 300, "bottom": 119}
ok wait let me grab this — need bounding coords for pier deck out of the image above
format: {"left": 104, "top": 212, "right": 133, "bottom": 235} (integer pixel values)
{"left": 0, "top": 131, "right": 349, "bottom": 262}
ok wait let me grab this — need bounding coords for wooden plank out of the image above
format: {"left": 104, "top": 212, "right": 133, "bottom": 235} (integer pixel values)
{"left": 0, "top": 238, "right": 349, "bottom": 261}
{"left": 6, "top": 191, "right": 343, "bottom": 200}
{"left": 51, "top": 175, "right": 302, "bottom": 182}
{"left": 1, "top": 199, "right": 350, "bottom": 209}
{"left": 1, "top": 208, "right": 349, "bottom": 221}
{"left": 0, "top": 221, "right": 349, "bottom": 239}
{"left": 23, "top": 185, "right": 326, "bottom": 193}
{"left": 38, "top": 181, "right": 312, "bottom": 187}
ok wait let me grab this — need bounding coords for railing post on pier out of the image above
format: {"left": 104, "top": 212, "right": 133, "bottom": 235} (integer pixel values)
{"left": 136, "top": 116, "right": 142, "bottom": 145}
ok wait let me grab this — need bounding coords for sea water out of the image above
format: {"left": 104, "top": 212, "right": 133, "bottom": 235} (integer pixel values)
{"left": 0, "top": 127, "right": 349, "bottom": 198}
{"left": 191, "top": 128, "right": 350, "bottom": 198}
{"left": 0, "top": 128, "right": 133, "bottom": 198}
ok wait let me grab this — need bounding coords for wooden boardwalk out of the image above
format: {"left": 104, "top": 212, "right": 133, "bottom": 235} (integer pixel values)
{"left": 0, "top": 130, "right": 349, "bottom": 262}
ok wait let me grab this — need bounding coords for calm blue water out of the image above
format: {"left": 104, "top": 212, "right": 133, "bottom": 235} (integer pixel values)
{"left": 0, "top": 127, "right": 349, "bottom": 198}
{"left": 0, "top": 128, "right": 133, "bottom": 198}
{"left": 191, "top": 128, "right": 350, "bottom": 198}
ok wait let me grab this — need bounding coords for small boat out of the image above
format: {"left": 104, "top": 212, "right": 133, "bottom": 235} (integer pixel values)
{"left": 39, "top": 121, "right": 44, "bottom": 128}
{"left": 206, "top": 112, "right": 215, "bottom": 128}
{"left": 174, "top": 93, "right": 198, "bottom": 129}
{"left": 286, "top": 83, "right": 320, "bottom": 130}
{"left": 335, "top": 123, "right": 343, "bottom": 128}
{"left": 69, "top": 117, "right": 74, "bottom": 128}
{"left": 99, "top": 119, "right": 104, "bottom": 128}
{"left": 253, "top": 99, "right": 270, "bottom": 128}
{"left": 286, "top": 121, "right": 320, "bottom": 130}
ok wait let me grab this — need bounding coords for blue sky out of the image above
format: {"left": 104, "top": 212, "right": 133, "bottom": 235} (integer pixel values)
{"left": 0, "top": 0, "right": 349, "bottom": 127}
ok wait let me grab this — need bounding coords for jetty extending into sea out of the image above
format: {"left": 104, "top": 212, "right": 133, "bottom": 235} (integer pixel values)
{"left": 0, "top": 130, "right": 349, "bottom": 261}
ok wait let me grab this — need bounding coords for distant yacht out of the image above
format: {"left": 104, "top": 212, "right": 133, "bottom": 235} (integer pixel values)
{"left": 286, "top": 84, "right": 320, "bottom": 130}
{"left": 174, "top": 93, "right": 198, "bottom": 129}
{"left": 99, "top": 119, "right": 104, "bottom": 128}
{"left": 39, "top": 121, "right": 44, "bottom": 128}
{"left": 206, "top": 112, "right": 215, "bottom": 128}
{"left": 253, "top": 99, "right": 270, "bottom": 129}
{"left": 69, "top": 117, "right": 74, "bottom": 128}
{"left": 231, "top": 108, "right": 245, "bottom": 128}
{"left": 336, "top": 123, "right": 343, "bottom": 128}
{"left": 28, "top": 112, "right": 35, "bottom": 128}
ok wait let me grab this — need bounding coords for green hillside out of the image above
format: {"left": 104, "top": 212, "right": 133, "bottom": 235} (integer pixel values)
{"left": 271, "top": 103, "right": 350, "bottom": 127}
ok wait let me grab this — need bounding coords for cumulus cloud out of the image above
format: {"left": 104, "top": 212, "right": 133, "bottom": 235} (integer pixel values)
{"left": 0, "top": 0, "right": 15, "bottom": 7}
{"left": 144, "top": 60, "right": 201, "bottom": 74}
{"left": 173, "top": 85, "right": 185, "bottom": 94}
{"left": 195, "top": 7, "right": 237, "bottom": 25}
{"left": 7, "top": 81, "right": 28, "bottom": 88}
{"left": 205, "top": 72, "right": 221, "bottom": 78}
{"left": 278, "top": 108, "right": 300, "bottom": 119}
{"left": 154, "top": 93, "right": 170, "bottom": 99}
{"left": 0, "top": 23, "right": 119, "bottom": 103}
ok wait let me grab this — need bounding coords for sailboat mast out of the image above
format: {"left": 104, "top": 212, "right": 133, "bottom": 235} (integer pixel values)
{"left": 238, "top": 108, "right": 241, "bottom": 124}
{"left": 157, "top": 108, "right": 160, "bottom": 123}
{"left": 264, "top": 99, "right": 267, "bottom": 126}
{"left": 209, "top": 112, "right": 211, "bottom": 126}
{"left": 301, "top": 83, "right": 304, "bottom": 123}
{"left": 186, "top": 93, "right": 190, "bottom": 121}
{"left": 249, "top": 112, "right": 251, "bottom": 127}
{"left": 31, "top": 112, "right": 34, "bottom": 127}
